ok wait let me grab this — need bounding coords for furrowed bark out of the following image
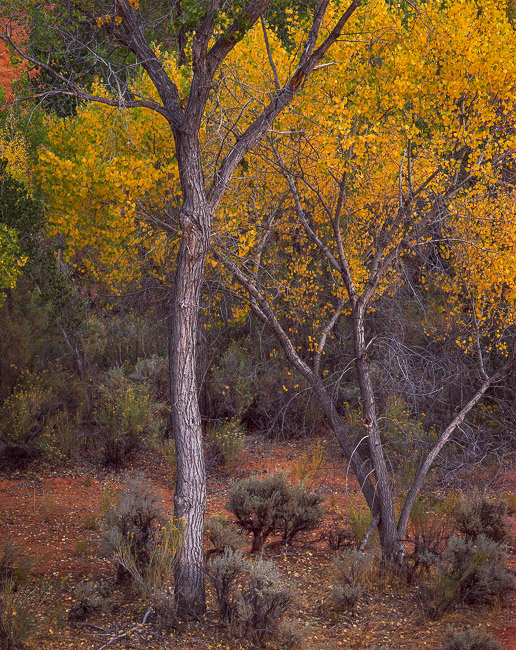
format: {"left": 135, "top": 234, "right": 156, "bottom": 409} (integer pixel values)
{"left": 169, "top": 134, "right": 210, "bottom": 615}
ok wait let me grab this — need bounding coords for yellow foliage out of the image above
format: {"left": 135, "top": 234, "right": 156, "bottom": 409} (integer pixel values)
{"left": 0, "top": 129, "right": 30, "bottom": 188}
{"left": 38, "top": 76, "right": 181, "bottom": 288}
{"left": 221, "top": 0, "right": 516, "bottom": 354}
{"left": 0, "top": 131, "right": 32, "bottom": 302}
{"left": 39, "top": 0, "right": 516, "bottom": 353}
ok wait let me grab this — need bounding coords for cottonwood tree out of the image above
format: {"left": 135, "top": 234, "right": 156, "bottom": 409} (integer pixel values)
{"left": 0, "top": 0, "right": 364, "bottom": 612}
{"left": 215, "top": 0, "right": 516, "bottom": 564}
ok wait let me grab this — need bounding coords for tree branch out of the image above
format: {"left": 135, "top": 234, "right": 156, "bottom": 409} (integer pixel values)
{"left": 397, "top": 365, "right": 509, "bottom": 539}
{"left": 207, "top": 0, "right": 362, "bottom": 210}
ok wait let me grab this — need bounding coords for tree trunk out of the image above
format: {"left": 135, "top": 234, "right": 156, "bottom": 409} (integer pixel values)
{"left": 196, "top": 304, "right": 209, "bottom": 419}
{"left": 169, "top": 134, "right": 210, "bottom": 616}
{"left": 352, "top": 305, "right": 403, "bottom": 566}
{"left": 251, "top": 531, "right": 266, "bottom": 553}
{"left": 311, "top": 378, "right": 380, "bottom": 516}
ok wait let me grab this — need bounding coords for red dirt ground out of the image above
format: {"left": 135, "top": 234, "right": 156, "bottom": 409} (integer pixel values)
{"left": 0, "top": 439, "right": 513, "bottom": 649}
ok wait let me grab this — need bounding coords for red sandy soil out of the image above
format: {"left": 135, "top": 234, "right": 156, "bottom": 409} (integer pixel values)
{"left": 0, "top": 439, "right": 514, "bottom": 649}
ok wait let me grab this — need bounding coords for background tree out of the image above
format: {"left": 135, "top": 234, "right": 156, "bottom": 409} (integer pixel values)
{"left": 214, "top": 0, "right": 516, "bottom": 564}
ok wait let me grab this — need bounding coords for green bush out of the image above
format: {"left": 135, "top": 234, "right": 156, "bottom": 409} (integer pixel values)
{"left": 207, "top": 417, "right": 245, "bottom": 468}
{"left": 246, "top": 361, "right": 322, "bottom": 439}
{"left": 83, "top": 314, "right": 166, "bottom": 372}
{"left": 206, "top": 337, "right": 324, "bottom": 439}
{"left": 0, "top": 281, "right": 66, "bottom": 404}
{"left": 46, "top": 408, "right": 82, "bottom": 461}
{"left": 380, "top": 396, "right": 438, "bottom": 488}
{"left": 225, "top": 473, "right": 323, "bottom": 552}
{"left": 208, "top": 548, "right": 291, "bottom": 643}
{"left": 0, "top": 370, "right": 55, "bottom": 469}
{"left": 95, "top": 368, "right": 161, "bottom": 465}
{"left": 131, "top": 355, "right": 169, "bottom": 402}
{"left": 333, "top": 549, "right": 373, "bottom": 587}
{"left": 442, "top": 627, "right": 502, "bottom": 650}
{"left": 207, "top": 341, "right": 254, "bottom": 420}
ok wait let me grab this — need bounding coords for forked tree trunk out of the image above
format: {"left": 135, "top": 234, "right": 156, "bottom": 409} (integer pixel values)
{"left": 310, "top": 378, "right": 380, "bottom": 515}
{"left": 169, "top": 136, "right": 210, "bottom": 616}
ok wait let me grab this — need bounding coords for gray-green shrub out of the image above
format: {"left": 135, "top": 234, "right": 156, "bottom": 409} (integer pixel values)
{"left": 325, "top": 549, "right": 373, "bottom": 613}
{"left": 282, "top": 484, "right": 324, "bottom": 544}
{"left": 206, "top": 515, "right": 247, "bottom": 554}
{"left": 445, "top": 535, "right": 513, "bottom": 605}
{"left": 225, "top": 473, "right": 323, "bottom": 552}
{"left": 131, "top": 355, "right": 169, "bottom": 401}
{"left": 404, "top": 497, "right": 454, "bottom": 583}
{"left": 225, "top": 474, "right": 292, "bottom": 552}
{"left": 208, "top": 548, "right": 291, "bottom": 643}
{"left": 454, "top": 495, "right": 509, "bottom": 544}
{"left": 113, "top": 519, "right": 183, "bottom": 629}
{"left": 68, "top": 581, "right": 109, "bottom": 621}
{"left": 442, "top": 627, "right": 502, "bottom": 650}
{"left": 419, "top": 534, "right": 513, "bottom": 619}
{"left": 101, "top": 475, "right": 165, "bottom": 582}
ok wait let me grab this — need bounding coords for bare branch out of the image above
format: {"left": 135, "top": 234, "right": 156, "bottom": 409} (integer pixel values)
{"left": 260, "top": 15, "right": 280, "bottom": 92}
{"left": 213, "top": 242, "right": 380, "bottom": 515}
{"left": 397, "top": 365, "right": 509, "bottom": 539}
{"left": 0, "top": 11, "right": 174, "bottom": 121}
{"left": 207, "top": 0, "right": 363, "bottom": 209}
{"left": 314, "top": 299, "right": 345, "bottom": 376}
